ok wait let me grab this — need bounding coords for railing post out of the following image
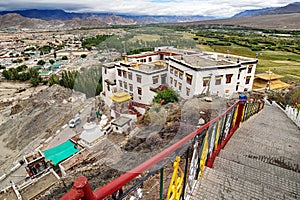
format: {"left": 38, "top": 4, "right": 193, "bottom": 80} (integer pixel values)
{"left": 234, "top": 94, "right": 247, "bottom": 130}
{"left": 181, "top": 147, "right": 190, "bottom": 200}
{"left": 61, "top": 176, "right": 96, "bottom": 200}
{"left": 160, "top": 167, "right": 164, "bottom": 200}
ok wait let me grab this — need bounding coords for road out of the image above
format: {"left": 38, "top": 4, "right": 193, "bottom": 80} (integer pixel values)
{"left": 46, "top": 98, "right": 95, "bottom": 148}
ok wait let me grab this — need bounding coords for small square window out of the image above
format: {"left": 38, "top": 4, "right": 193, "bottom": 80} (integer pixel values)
{"left": 128, "top": 72, "right": 132, "bottom": 80}
{"left": 136, "top": 75, "right": 142, "bottom": 83}
{"left": 138, "top": 87, "right": 142, "bottom": 95}
{"left": 226, "top": 74, "right": 233, "bottom": 84}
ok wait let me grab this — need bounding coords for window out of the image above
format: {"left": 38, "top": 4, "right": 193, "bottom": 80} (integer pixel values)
{"left": 149, "top": 57, "right": 152, "bottom": 62}
{"left": 175, "top": 70, "right": 178, "bottom": 77}
{"left": 136, "top": 74, "right": 142, "bottom": 83}
{"left": 170, "top": 67, "right": 174, "bottom": 74}
{"left": 203, "top": 77, "right": 211, "bottom": 87}
{"left": 119, "top": 80, "right": 123, "bottom": 87}
{"left": 247, "top": 65, "right": 253, "bottom": 73}
{"left": 128, "top": 72, "right": 132, "bottom": 80}
{"left": 123, "top": 71, "right": 127, "bottom": 78}
{"left": 124, "top": 82, "right": 128, "bottom": 89}
{"left": 215, "top": 76, "right": 222, "bottom": 85}
{"left": 170, "top": 77, "right": 173, "bottom": 84}
{"left": 138, "top": 87, "right": 142, "bottom": 95}
{"left": 226, "top": 74, "right": 233, "bottom": 84}
{"left": 186, "top": 74, "right": 193, "bottom": 85}
{"left": 186, "top": 87, "right": 190, "bottom": 96}
{"left": 104, "top": 68, "right": 107, "bottom": 74}
{"left": 236, "top": 84, "right": 239, "bottom": 91}
{"left": 178, "top": 82, "right": 182, "bottom": 91}
{"left": 129, "top": 84, "right": 133, "bottom": 92}
{"left": 245, "top": 76, "right": 251, "bottom": 84}
{"left": 237, "top": 69, "right": 242, "bottom": 79}
{"left": 179, "top": 71, "right": 183, "bottom": 80}
{"left": 117, "top": 69, "right": 122, "bottom": 76}
{"left": 152, "top": 75, "right": 159, "bottom": 84}
{"left": 174, "top": 80, "right": 177, "bottom": 87}
{"left": 161, "top": 74, "right": 167, "bottom": 84}
{"left": 107, "top": 84, "right": 110, "bottom": 91}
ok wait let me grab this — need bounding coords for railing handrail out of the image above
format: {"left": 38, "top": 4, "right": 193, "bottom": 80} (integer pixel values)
{"left": 92, "top": 100, "right": 240, "bottom": 199}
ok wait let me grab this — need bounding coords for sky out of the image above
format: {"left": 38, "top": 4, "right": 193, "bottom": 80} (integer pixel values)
{"left": 0, "top": 0, "right": 297, "bottom": 18}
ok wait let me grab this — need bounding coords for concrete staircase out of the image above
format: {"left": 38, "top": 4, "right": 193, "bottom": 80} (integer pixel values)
{"left": 191, "top": 104, "right": 300, "bottom": 199}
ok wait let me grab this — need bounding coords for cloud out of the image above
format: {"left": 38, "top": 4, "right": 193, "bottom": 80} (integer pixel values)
{"left": 0, "top": 0, "right": 297, "bottom": 17}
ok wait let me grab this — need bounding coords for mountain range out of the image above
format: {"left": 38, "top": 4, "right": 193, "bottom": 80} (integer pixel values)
{"left": 0, "top": 9, "right": 212, "bottom": 24}
{"left": 0, "top": 2, "right": 299, "bottom": 30}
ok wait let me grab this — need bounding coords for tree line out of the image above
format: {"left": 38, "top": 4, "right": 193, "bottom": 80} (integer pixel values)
{"left": 2, "top": 65, "right": 42, "bottom": 86}
{"left": 48, "top": 66, "right": 102, "bottom": 98}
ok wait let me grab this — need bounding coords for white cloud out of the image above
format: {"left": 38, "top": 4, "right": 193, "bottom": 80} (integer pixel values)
{"left": 0, "top": 0, "right": 297, "bottom": 17}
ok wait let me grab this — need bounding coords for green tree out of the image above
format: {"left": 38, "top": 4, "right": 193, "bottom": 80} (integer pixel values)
{"left": 30, "top": 77, "right": 41, "bottom": 86}
{"left": 37, "top": 59, "right": 46, "bottom": 66}
{"left": 80, "top": 54, "right": 87, "bottom": 58}
{"left": 153, "top": 87, "right": 179, "bottom": 105}
{"left": 2, "top": 69, "right": 11, "bottom": 80}
{"left": 62, "top": 55, "right": 68, "bottom": 60}
{"left": 49, "top": 59, "right": 55, "bottom": 65}
{"left": 48, "top": 74, "right": 60, "bottom": 86}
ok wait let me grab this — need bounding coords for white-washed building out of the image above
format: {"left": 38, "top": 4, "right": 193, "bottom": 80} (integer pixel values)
{"left": 167, "top": 51, "right": 257, "bottom": 98}
{"left": 101, "top": 47, "right": 257, "bottom": 114}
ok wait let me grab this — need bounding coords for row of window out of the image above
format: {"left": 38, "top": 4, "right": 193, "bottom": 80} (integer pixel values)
{"left": 117, "top": 69, "right": 133, "bottom": 80}
{"left": 117, "top": 69, "right": 162, "bottom": 85}
{"left": 118, "top": 81, "right": 134, "bottom": 92}
{"left": 202, "top": 74, "right": 251, "bottom": 86}
{"left": 170, "top": 77, "right": 191, "bottom": 96}
{"left": 170, "top": 66, "right": 193, "bottom": 85}
{"left": 117, "top": 80, "right": 143, "bottom": 96}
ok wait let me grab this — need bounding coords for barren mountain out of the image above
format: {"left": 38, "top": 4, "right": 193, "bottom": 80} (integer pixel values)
{"left": 232, "top": 2, "right": 300, "bottom": 18}
{"left": 0, "top": 13, "right": 109, "bottom": 30}
{"left": 0, "top": 13, "right": 52, "bottom": 30}
{"left": 183, "top": 13, "right": 300, "bottom": 30}
{"left": 87, "top": 14, "right": 136, "bottom": 25}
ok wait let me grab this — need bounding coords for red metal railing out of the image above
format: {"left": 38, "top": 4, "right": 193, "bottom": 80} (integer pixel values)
{"left": 61, "top": 95, "right": 264, "bottom": 200}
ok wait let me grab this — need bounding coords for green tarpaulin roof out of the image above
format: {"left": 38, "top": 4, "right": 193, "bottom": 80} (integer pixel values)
{"left": 43, "top": 140, "right": 79, "bottom": 165}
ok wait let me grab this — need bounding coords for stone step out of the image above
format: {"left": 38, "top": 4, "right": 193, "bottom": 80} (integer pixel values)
{"left": 226, "top": 136, "right": 300, "bottom": 163}
{"left": 219, "top": 149, "right": 300, "bottom": 183}
{"left": 226, "top": 138, "right": 300, "bottom": 164}
{"left": 191, "top": 171, "right": 260, "bottom": 200}
{"left": 213, "top": 157, "right": 299, "bottom": 198}
{"left": 192, "top": 167, "right": 297, "bottom": 200}
{"left": 222, "top": 143, "right": 299, "bottom": 173}
{"left": 228, "top": 133, "right": 299, "bottom": 156}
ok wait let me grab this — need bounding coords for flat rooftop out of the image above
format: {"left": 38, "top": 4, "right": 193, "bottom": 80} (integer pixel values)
{"left": 112, "top": 116, "right": 131, "bottom": 127}
{"left": 173, "top": 54, "right": 232, "bottom": 67}
{"left": 135, "top": 61, "right": 167, "bottom": 72}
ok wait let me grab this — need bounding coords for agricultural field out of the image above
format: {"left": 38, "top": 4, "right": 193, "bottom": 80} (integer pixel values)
{"left": 188, "top": 27, "right": 300, "bottom": 84}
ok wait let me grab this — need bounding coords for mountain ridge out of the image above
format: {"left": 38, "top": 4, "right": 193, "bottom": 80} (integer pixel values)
{"left": 0, "top": 9, "right": 213, "bottom": 24}
{"left": 232, "top": 2, "right": 300, "bottom": 18}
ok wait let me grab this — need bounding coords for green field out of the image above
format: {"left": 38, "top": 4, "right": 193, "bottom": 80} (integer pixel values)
{"left": 190, "top": 30, "right": 300, "bottom": 84}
